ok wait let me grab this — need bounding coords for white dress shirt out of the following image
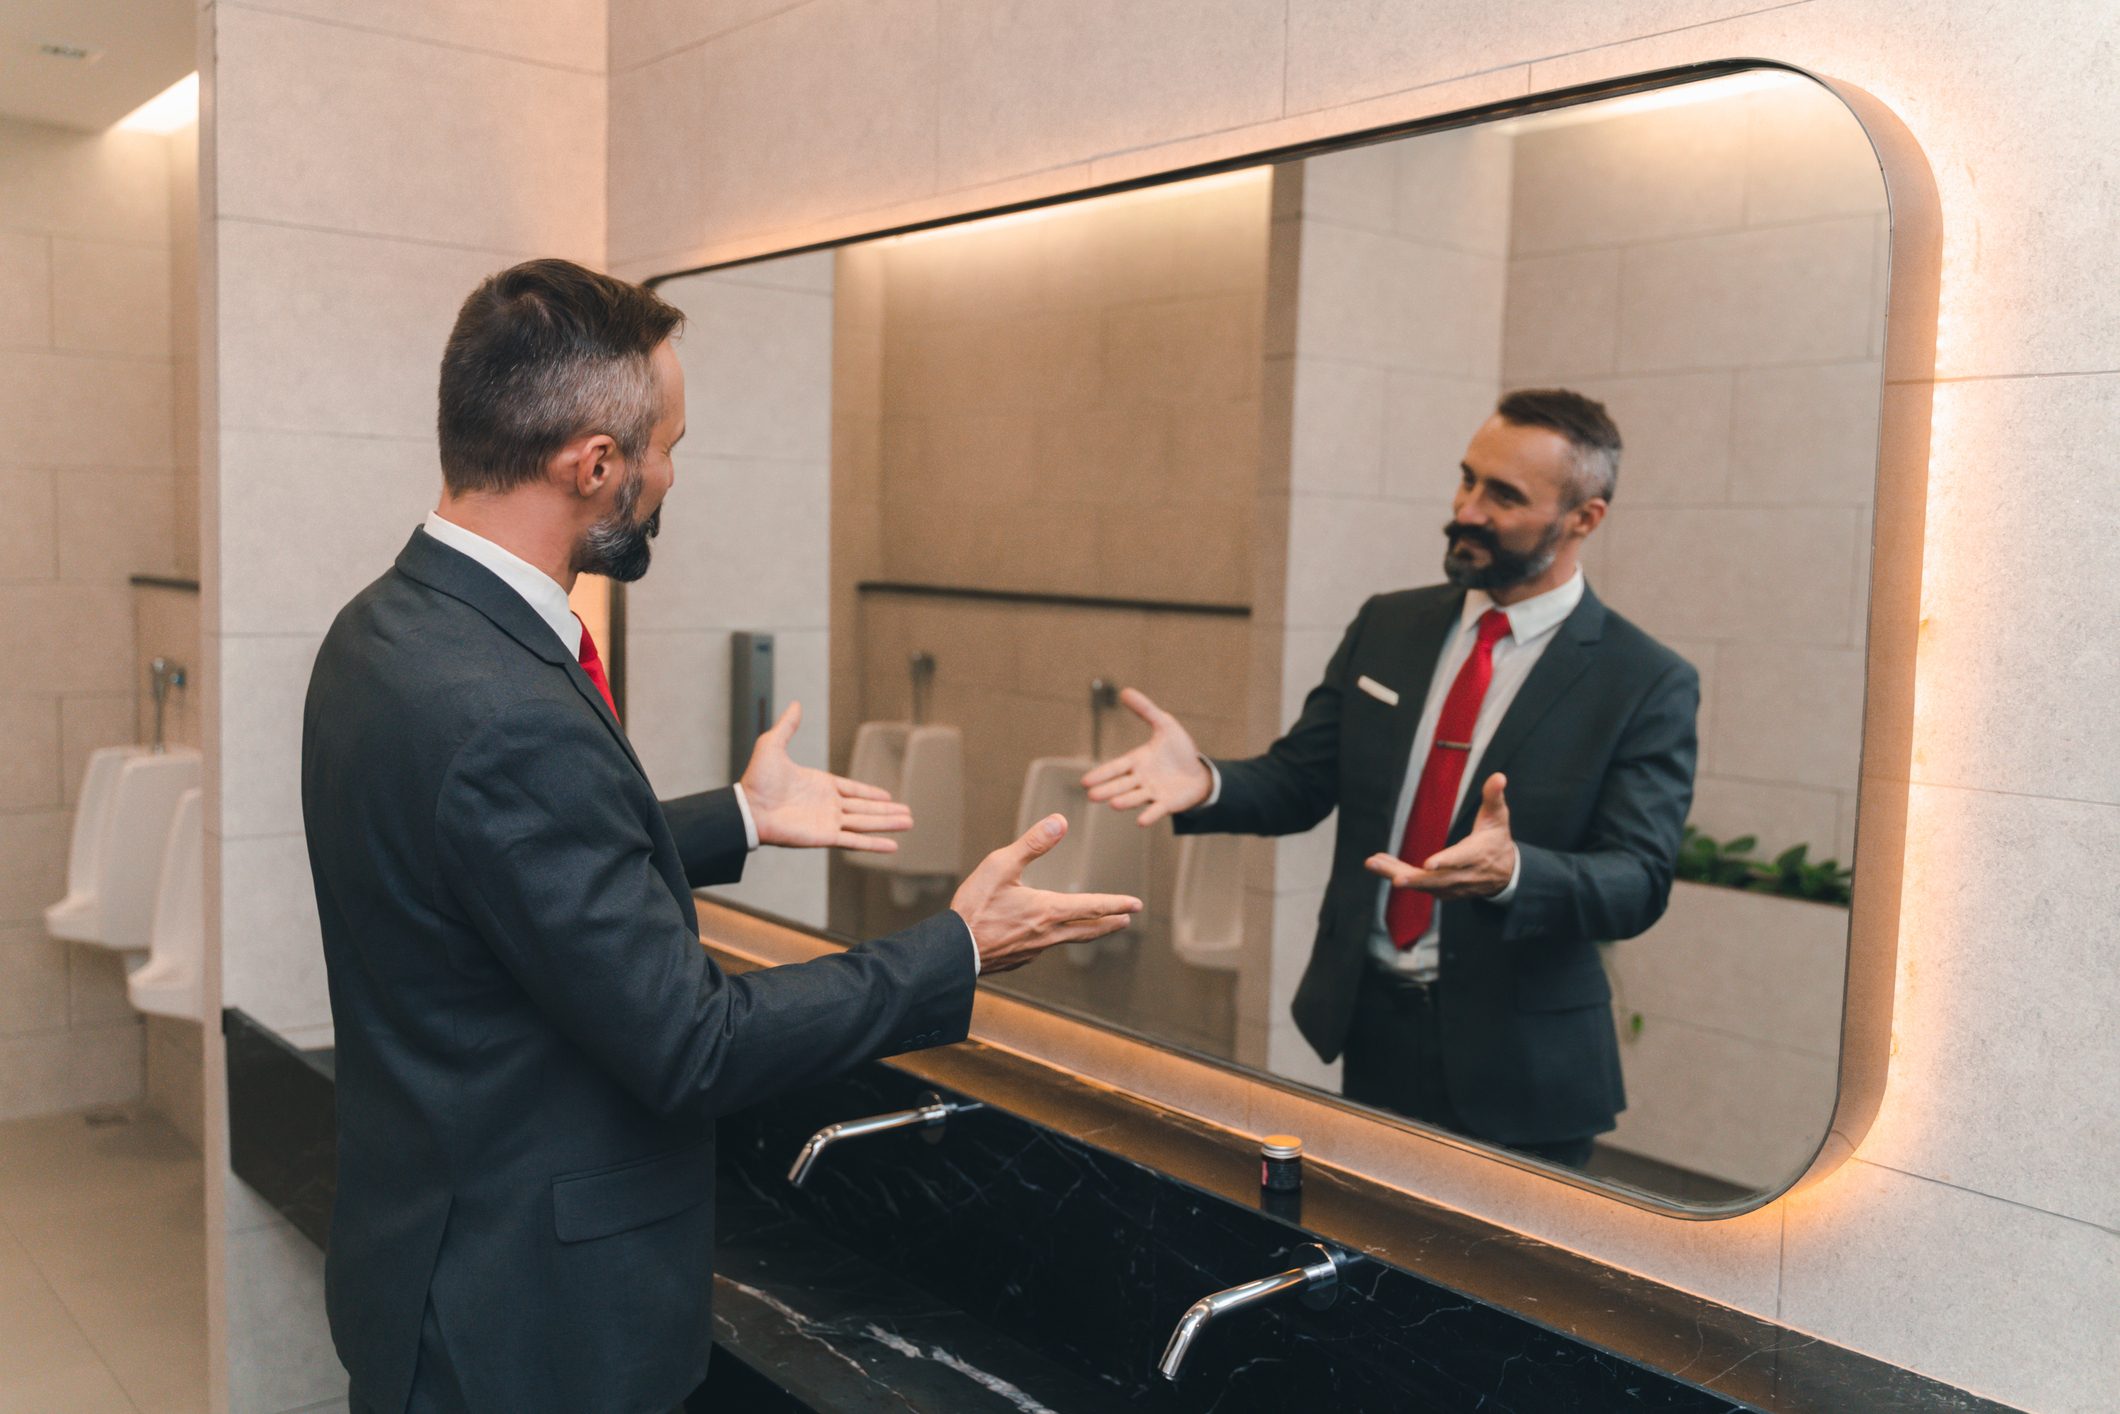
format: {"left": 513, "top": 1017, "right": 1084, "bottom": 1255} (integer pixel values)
{"left": 1368, "top": 570, "right": 1584, "bottom": 977}
{"left": 423, "top": 512, "right": 760, "bottom": 850}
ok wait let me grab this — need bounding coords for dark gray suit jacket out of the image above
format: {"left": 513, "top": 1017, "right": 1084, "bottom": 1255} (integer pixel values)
{"left": 301, "top": 528, "right": 974, "bottom": 1413}
{"left": 1176, "top": 582, "right": 1697, "bottom": 1144}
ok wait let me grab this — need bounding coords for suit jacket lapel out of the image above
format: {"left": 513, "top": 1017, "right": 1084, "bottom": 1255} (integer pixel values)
{"left": 1375, "top": 588, "right": 1464, "bottom": 790}
{"left": 1452, "top": 584, "right": 1607, "bottom": 837}
{"left": 392, "top": 528, "right": 649, "bottom": 780}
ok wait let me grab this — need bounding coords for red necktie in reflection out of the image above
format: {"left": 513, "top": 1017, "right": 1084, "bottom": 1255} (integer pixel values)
{"left": 574, "top": 614, "right": 618, "bottom": 719}
{"left": 1387, "top": 608, "right": 1512, "bottom": 949}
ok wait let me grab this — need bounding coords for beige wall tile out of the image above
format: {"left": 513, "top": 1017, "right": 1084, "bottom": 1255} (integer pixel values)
{"left": 1499, "top": 248, "right": 1620, "bottom": 382}
{"left": 0, "top": 231, "right": 51, "bottom": 346}
{"left": 1381, "top": 379, "right": 1496, "bottom": 509}
{"left": 1283, "top": 0, "right": 1767, "bottom": 115}
{"left": 1299, "top": 143, "right": 1399, "bottom": 235}
{"left": 67, "top": 945, "right": 135, "bottom": 1027}
{"left": 1287, "top": 358, "right": 1386, "bottom": 497}
{"left": 55, "top": 470, "right": 178, "bottom": 582}
{"left": 937, "top": 0, "right": 1284, "bottom": 190}
{"left": 251, "top": 0, "right": 605, "bottom": 71}
{"left": 663, "top": 274, "right": 834, "bottom": 461}
{"left": 218, "top": 836, "right": 330, "bottom": 1035}
{"left": 1687, "top": 775, "right": 1845, "bottom": 862}
{"left": 1905, "top": 373, "right": 2120, "bottom": 804}
{"left": 1617, "top": 218, "right": 1879, "bottom": 372}
{"left": 607, "top": 45, "right": 711, "bottom": 268}
{"left": 628, "top": 457, "right": 830, "bottom": 633}
{"left": 1781, "top": 1160, "right": 2120, "bottom": 1414}
{"left": 1605, "top": 1017, "right": 1837, "bottom": 1189}
{"left": 1711, "top": 642, "right": 1865, "bottom": 793}
{"left": 1565, "top": 371, "right": 1733, "bottom": 506}
{"left": 1298, "top": 223, "right": 1503, "bottom": 376}
{"left": 0, "top": 351, "right": 172, "bottom": 468}
{"left": 1728, "top": 361, "right": 1884, "bottom": 507}
{"left": 1282, "top": 494, "right": 1435, "bottom": 632}
{"left": 614, "top": 627, "right": 719, "bottom": 796}
{"left": 611, "top": 0, "right": 801, "bottom": 71}
{"left": 0, "top": 696, "right": 60, "bottom": 810}
{"left": 1509, "top": 96, "right": 1749, "bottom": 257}
{"left": 0, "top": 585, "right": 133, "bottom": 694}
{"left": 686, "top": 0, "right": 941, "bottom": 249}
{"left": 214, "top": 221, "right": 505, "bottom": 438}
{"left": 217, "top": 430, "right": 438, "bottom": 636}
{"left": 0, "top": 469, "right": 57, "bottom": 578}
{"left": 1392, "top": 126, "right": 1515, "bottom": 256}
{"left": 51, "top": 240, "right": 170, "bottom": 357}
{"left": 1742, "top": 79, "right": 1888, "bottom": 225}
{"left": 216, "top": 7, "right": 602, "bottom": 261}
{"left": 1858, "top": 785, "right": 2120, "bottom": 1229}
{"left": 0, "top": 927, "right": 70, "bottom": 1036}
{"left": 0, "top": 1021, "right": 142, "bottom": 1121}
{"left": 1598, "top": 506, "right": 1864, "bottom": 647}
{"left": 60, "top": 696, "right": 138, "bottom": 804}
{"left": 0, "top": 120, "right": 168, "bottom": 246}
{"left": 214, "top": 636, "right": 322, "bottom": 841}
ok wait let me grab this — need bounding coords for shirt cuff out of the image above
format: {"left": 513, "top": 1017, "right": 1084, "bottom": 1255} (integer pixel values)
{"left": 1489, "top": 845, "right": 1522, "bottom": 905}
{"left": 731, "top": 784, "right": 761, "bottom": 852}
{"left": 1200, "top": 757, "right": 1222, "bottom": 808}
{"left": 967, "top": 918, "right": 980, "bottom": 978}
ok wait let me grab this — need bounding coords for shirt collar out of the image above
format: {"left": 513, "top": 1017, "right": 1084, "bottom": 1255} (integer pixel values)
{"left": 422, "top": 511, "right": 582, "bottom": 658}
{"left": 1460, "top": 568, "right": 1585, "bottom": 646}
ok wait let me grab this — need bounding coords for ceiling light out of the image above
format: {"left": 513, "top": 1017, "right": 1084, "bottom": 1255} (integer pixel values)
{"left": 116, "top": 71, "right": 199, "bottom": 134}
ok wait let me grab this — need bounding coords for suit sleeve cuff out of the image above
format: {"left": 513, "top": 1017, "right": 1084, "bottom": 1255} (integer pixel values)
{"left": 732, "top": 783, "right": 761, "bottom": 852}
{"left": 1489, "top": 844, "right": 1522, "bottom": 905}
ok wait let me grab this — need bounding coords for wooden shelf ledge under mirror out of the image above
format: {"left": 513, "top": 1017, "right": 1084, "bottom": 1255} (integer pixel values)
{"left": 619, "top": 59, "right": 1940, "bottom": 1219}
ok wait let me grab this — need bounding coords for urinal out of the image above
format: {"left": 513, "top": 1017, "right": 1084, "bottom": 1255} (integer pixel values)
{"left": 46, "top": 747, "right": 202, "bottom": 952}
{"left": 1171, "top": 833, "right": 1244, "bottom": 972}
{"left": 1014, "top": 756, "right": 1149, "bottom": 967}
{"left": 129, "top": 787, "right": 204, "bottom": 1021}
{"left": 844, "top": 722, "right": 964, "bottom": 905}
{"left": 44, "top": 746, "right": 149, "bottom": 944}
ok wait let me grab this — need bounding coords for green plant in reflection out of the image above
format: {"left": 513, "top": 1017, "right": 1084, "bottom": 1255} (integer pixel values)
{"left": 1675, "top": 825, "right": 1852, "bottom": 906}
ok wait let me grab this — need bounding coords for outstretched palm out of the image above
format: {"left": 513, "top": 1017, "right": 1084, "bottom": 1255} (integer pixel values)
{"left": 740, "top": 702, "right": 913, "bottom": 852}
{"left": 1079, "top": 688, "right": 1213, "bottom": 828}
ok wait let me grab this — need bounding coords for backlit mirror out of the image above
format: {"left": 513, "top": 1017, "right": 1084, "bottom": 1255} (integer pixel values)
{"left": 637, "top": 67, "right": 1895, "bottom": 1210}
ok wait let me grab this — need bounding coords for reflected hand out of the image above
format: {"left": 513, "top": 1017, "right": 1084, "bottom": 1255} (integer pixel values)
{"left": 740, "top": 702, "right": 913, "bottom": 853}
{"left": 1079, "top": 688, "right": 1212, "bottom": 827}
{"left": 950, "top": 815, "right": 1143, "bottom": 974}
{"left": 1365, "top": 773, "right": 1517, "bottom": 900}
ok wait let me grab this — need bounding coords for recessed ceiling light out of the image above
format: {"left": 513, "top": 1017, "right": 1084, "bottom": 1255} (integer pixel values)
{"left": 116, "top": 71, "right": 199, "bottom": 134}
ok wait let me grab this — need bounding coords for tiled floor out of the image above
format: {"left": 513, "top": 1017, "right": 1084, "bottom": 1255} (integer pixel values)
{"left": 0, "top": 1104, "right": 207, "bottom": 1414}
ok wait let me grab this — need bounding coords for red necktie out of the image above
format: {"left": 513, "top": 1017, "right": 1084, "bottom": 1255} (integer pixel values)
{"left": 1386, "top": 608, "right": 1512, "bottom": 949}
{"left": 575, "top": 614, "right": 618, "bottom": 719}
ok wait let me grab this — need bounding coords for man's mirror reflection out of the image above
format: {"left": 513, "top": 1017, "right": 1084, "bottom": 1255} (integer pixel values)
{"left": 1084, "top": 391, "right": 1694, "bottom": 1169}
{"left": 643, "top": 68, "right": 1885, "bottom": 1207}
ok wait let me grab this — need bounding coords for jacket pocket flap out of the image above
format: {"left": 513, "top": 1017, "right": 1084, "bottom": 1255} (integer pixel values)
{"left": 1514, "top": 967, "right": 1611, "bottom": 1013}
{"left": 552, "top": 1140, "right": 711, "bottom": 1243}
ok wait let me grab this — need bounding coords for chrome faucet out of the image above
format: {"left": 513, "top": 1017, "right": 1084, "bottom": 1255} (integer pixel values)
{"left": 147, "top": 658, "right": 188, "bottom": 754}
{"left": 786, "top": 1089, "right": 983, "bottom": 1187}
{"left": 1157, "top": 1242, "right": 1347, "bottom": 1381}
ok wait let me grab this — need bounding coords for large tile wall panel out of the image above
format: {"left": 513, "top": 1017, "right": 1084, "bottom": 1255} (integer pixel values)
{"left": 216, "top": 6, "right": 603, "bottom": 260}
{"left": 245, "top": 0, "right": 604, "bottom": 71}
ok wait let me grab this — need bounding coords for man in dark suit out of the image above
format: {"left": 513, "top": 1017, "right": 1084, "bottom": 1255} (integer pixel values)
{"left": 303, "top": 259, "right": 1140, "bottom": 1413}
{"left": 1084, "top": 390, "right": 1697, "bottom": 1167}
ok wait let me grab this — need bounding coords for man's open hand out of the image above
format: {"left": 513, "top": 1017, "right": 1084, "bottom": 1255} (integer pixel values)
{"left": 740, "top": 702, "right": 913, "bottom": 852}
{"left": 950, "top": 815, "right": 1143, "bottom": 973}
{"left": 1079, "top": 688, "right": 1212, "bottom": 827}
{"left": 1365, "top": 773, "right": 1518, "bottom": 900}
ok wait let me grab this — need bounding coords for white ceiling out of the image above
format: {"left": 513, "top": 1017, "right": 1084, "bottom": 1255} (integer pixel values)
{"left": 0, "top": 0, "right": 195, "bottom": 132}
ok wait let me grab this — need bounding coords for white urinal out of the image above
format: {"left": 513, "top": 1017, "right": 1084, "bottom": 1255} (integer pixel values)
{"left": 1015, "top": 756, "right": 1148, "bottom": 967}
{"left": 129, "top": 787, "right": 204, "bottom": 1021}
{"left": 1172, "top": 833, "right": 1244, "bottom": 972}
{"left": 844, "top": 722, "right": 964, "bottom": 905}
{"left": 47, "top": 748, "right": 202, "bottom": 952}
{"left": 44, "top": 746, "right": 149, "bottom": 944}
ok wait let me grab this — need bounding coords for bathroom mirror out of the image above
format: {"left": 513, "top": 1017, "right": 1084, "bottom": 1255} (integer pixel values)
{"left": 634, "top": 65, "right": 1905, "bottom": 1212}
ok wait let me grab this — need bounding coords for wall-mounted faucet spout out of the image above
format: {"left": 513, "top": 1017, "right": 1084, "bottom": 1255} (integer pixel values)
{"left": 1157, "top": 1242, "right": 1346, "bottom": 1381}
{"left": 786, "top": 1089, "right": 983, "bottom": 1187}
